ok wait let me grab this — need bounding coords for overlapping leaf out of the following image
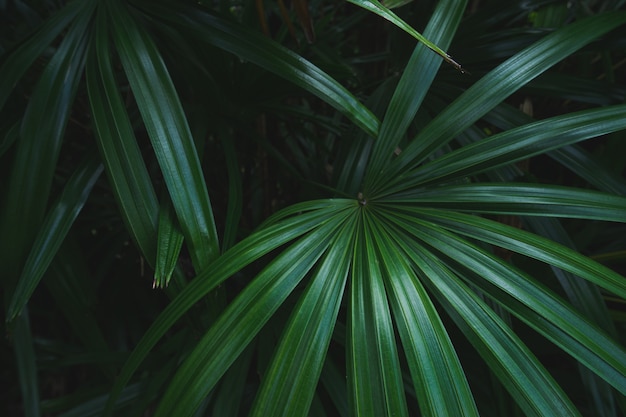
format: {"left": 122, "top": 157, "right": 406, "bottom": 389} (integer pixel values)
{"left": 153, "top": 202, "right": 356, "bottom": 417}
{"left": 4, "top": 1, "right": 626, "bottom": 416}
{"left": 104, "top": 199, "right": 355, "bottom": 415}
{"left": 108, "top": 0, "right": 219, "bottom": 272}
{"left": 7, "top": 153, "right": 103, "bottom": 322}
{"left": 132, "top": 0, "right": 380, "bottom": 137}
{"left": 86, "top": 8, "right": 160, "bottom": 263}
{"left": 370, "top": 11, "right": 626, "bottom": 193}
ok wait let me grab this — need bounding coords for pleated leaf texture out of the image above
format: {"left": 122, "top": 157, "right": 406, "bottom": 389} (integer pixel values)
{"left": 1, "top": 1, "right": 625, "bottom": 416}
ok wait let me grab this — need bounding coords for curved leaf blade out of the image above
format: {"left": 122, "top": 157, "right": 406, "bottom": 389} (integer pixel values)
{"left": 370, "top": 216, "right": 479, "bottom": 416}
{"left": 103, "top": 200, "right": 355, "bottom": 416}
{"left": 154, "top": 206, "right": 355, "bottom": 417}
{"left": 108, "top": 0, "right": 219, "bottom": 271}
{"left": 390, "top": 11, "right": 626, "bottom": 182}
{"left": 393, "top": 104, "right": 626, "bottom": 191}
{"left": 0, "top": 1, "right": 94, "bottom": 282}
{"left": 7, "top": 153, "right": 103, "bottom": 322}
{"left": 13, "top": 311, "right": 40, "bottom": 417}
{"left": 550, "top": 145, "right": 626, "bottom": 196}
{"left": 409, "top": 244, "right": 581, "bottom": 416}
{"left": 347, "top": 0, "right": 466, "bottom": 72}
{"left": 386, "top": 209, "right": 626, "bottom": 394}
{"left": 250, "top": 216, "right": 356, "bottom": 417}
{"left": 408, "top": 208, "right": 626, "bottom": 299}
{"left": 0, "top": 1, "right": 83, "bottom": 112}
{"left": 366, "top": 0, "right": 467, "bottom": 189}
{"left": 86, "top": 10, "right": 160, "bottom": 263}
{"left": 348, "top": 210, "right": 409, "bottom": 417}
{"left": 388, "top": 183, "right": 626, "bottom": 222}
{"left": 154, "top": 193, "right": 185, "bottom": 288}
{"left": 134, "top": 2, "right": 380, "bottom": 137}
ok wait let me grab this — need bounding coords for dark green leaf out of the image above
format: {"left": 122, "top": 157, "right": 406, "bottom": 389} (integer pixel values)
{"left": 410, "top": 246, "right": 581, "bottom": 416}
{"left": 366, "top": 0, "right": 467, "bottom": 188}
{"left": 104, "top": 200, "right": 355, "bottom": 416}
{"left": 390, "top": 11, "right": 626, "bottom": 183}
{"left": 108, "top": 0, "right": 219, "bottom": 271}
{"left": 154, "top": 192, "right": 185, "bottom": 288}
{"left": 7, "top": 153, "right": 103, "bottom": 322}
{"left": 250, "top": 216, "right": 355, "bottom": 416}
{"left": 154, "top": 205, "right": 354, "bottom": 417}
{"left": 0, "top": 1, "right": 83, "bottom": 112}
{"left": 134, "top": 1, "right": 380, "bottom": 137}
{"left": 86, "top": 9, "right": 159, "bottom": 263}
{"left": 390, "top": 104, "right": 626, "bottom": 191}
{"left": 388, "top": 183, "right": 626, "bottom": 222}
{"left": 13, "top": 311, "right": 41, "bottom": 417}
{"left": 348, "top": 210, "right": 408, "bottom": 417}
{"left": 385, "top": 209, "right": 626, "bottom": 394}
{"left": 370, "top": 216, "right": 479, "bottom": 416}
{"left": 0, "top": 1, "right": 94, "bottom": 283}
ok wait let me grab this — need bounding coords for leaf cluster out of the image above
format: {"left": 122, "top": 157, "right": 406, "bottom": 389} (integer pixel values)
{"left": 1, "top": 0, "right": 626, "bottom": 416}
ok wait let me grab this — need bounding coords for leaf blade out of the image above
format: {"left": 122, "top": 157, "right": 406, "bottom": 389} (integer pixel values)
{"left": 154, "top": 206, "right": 355, "bottom": 417}
{"left": 370, "top": 216, "right": 479, "bottom": 416}
{"left": 386, "top": 209, "right": 626, "bottom": 394}
{"left": 103, "top": 200, "right": 354, "bottom": 416}
{"left": 7, "top": 153, "right": 103, "bottom": 322}
{"left": 391, "top": 11, "right": 626, "bottom": 182}
{"left": 250, "top": 216, "right": 355, "bottom": 417}
{"left": 109, "top": 0, "right": 219, "bottom": 271}
{"left": 365, "top": 0, "right": 467, "bottom": 189}
{"left": 388, "top": 183, "right": 626, "bottom": 222}
{"left": 393, "top": 104, "right": 626, "bottom": 191}
{"left": 136, "top": 2, "right": 380, "bottom": 137}
{"left": 348, "top": 209, "right": 409, "bottom": 417}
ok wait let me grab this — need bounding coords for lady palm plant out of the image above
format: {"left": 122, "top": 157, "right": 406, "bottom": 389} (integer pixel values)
{"left": 1, "top": 0, "right": 626, "bottom": 416}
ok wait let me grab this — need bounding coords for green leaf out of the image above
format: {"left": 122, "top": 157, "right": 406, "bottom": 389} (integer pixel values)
{"left": 408, "top": 245, "right": 581, "bottom": 416}
{"left": 524, "top": 218, "right": 620, "bottom": 415}
{"left": 524, "top": 217, "right": 617, "bottom": 334}
{"left": 388, "top": 11, "right": 626, "bottom": 185}
{"left": 366, "top": 0, "right": 467, "bottom": 187}
{"left": 370, "top": 215, "right": 479, "bottom": 416}
{"left": 387, "top": 209, "right": 626, "bottom": 394}
{"left": 153, "top": 192, "right": 185, "bottom": 288}
{"left": 250, "top": 216, "right": 355, "bottom": 416}
{"left": 409, "top": 208, "right": 626, "bottom": 300}
{"left": 348, "top": 210, "right": 408, "bottom": 417}
{"left": 13, "top": 310, "right": 41, "bottom": 417}
{"left": 219, "top": 128, "right": 243, "bottom": 251}
{"left": 389, "top": 104, "right": 626, "bottom": 192}
{"left": 550, "top": 146, "right": 626, "bottom": 196}
{"left": 104, "top": 200, "right": 355, "bottom": 416}
{"left": 154, "top": 205, "right": 355, "bottom": 417}
{"left": 380, "top": 0, "right": 415, "bottom": 9}
{"left": 210, "top": 345, "right": 254, "bottom": 416}
{"left": 346, "top": 0, "right": 466, "bottom": 73}
{"left": 132, "top": 1, "right": 380, "bottom": 137}
{"left": 46, "top": 241, "right": 115, "bottom": 380}
{"left": 86, "top": 9, "right": 159, "bottom": 263}
{"left": 0, "top": 0, "right": 94, "bottom": 282}
{"left": 108, "top": 0, "right": 219, "bottom": 272}
{"left": 0, "top": 1, "right": 83, "bottom": 112}
{"left": 480, "top": 103, "right": 626, "bottom": 195}
{"left": 320, "top": 358, "right": 350, "bottom": 417}
{"left": 7, "top": 153, "right": 103, "bottom": 322}
{"left": 388, "top": 183, "right": 626, "bottom": 222}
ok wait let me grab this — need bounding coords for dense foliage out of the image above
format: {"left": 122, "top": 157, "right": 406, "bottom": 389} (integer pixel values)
{"left": 1, "top": 0, "right": 626, "bottom": 416}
